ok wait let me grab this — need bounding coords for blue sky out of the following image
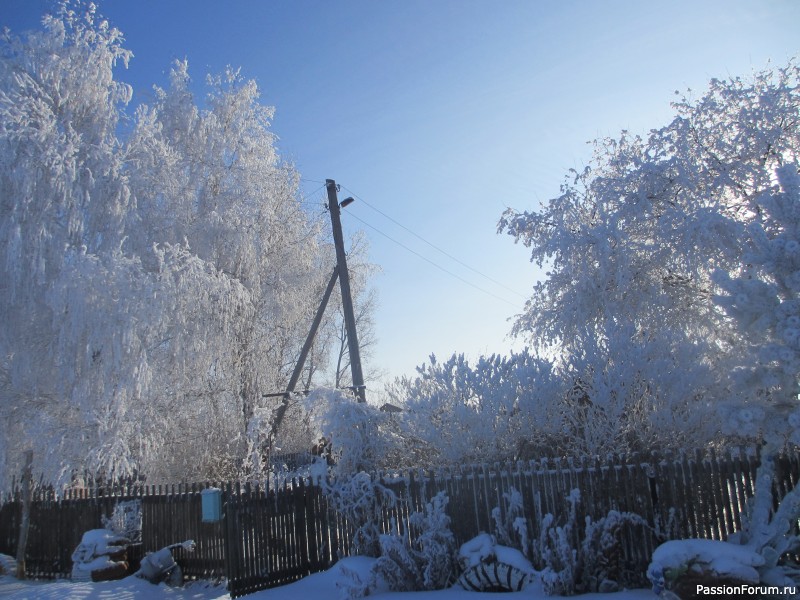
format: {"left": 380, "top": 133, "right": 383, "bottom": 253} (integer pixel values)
{"left": 3, "top": 0, "right": 799, "bottom": 395}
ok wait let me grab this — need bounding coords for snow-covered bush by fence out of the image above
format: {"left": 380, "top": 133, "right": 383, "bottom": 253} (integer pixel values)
{"left": 530, "top": 489, "right": 647, "bottom": 595}
{"left": 322, "top": 471, "right": 396, "bottom": 558}
{"left": 335, "top": 491, "right": 456, "bottom": 599}
{"left": 488, "top": 483, "right": 649, "bottom": 595}
{"left": 303, "top": 389, "right": 401, "bottom": 557}
{"left": 492, "top": 487, "right": 530, "bottom": 556}
{"left": 303, "top": 389, "right": 399, "bottom": 475}
{"left": 371, "top": 491, "right": 456, "bottom": 593}
{"left": 101, "top": 500, "right": 142, "bottom": 544}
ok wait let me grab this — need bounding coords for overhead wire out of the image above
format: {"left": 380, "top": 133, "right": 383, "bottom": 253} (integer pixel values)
{"left": 299, "top": 181, "right": 326, "bottom": 199}
{"left": 296, "top": 180, "right": 527, "bottom": 310}
{"left": 344, "top": 209, "right": 522, "bottom": 310}
{"left": 340, "top": 184, "right": 528, "bottom": 300}
{"left": 296, "top": 182, "right": 328, "bottom": 210}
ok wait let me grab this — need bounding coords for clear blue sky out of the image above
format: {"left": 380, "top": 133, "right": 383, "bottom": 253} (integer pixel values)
{"left": 3, "top": 0, "right": 799, "bottom": 395}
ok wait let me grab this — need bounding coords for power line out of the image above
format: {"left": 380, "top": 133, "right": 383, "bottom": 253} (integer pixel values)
{"left": 340, "top": 185, "right": 528, "bottom": 300}
{"left": 344, "top": 210, "right": 522, "bottom": 310}
{"left": 297, "top": 183, "right": 328, "bottom": 209}
{"left": 300, "top": 182, "right": 327, "bottom": 198}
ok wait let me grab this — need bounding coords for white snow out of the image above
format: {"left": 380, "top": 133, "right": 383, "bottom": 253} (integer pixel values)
{"left": 648, "top": 538, "right": 765, "bottom": 585}
{"left": 72, "top": 529, "right": 129, "bottom": 558}
{"left": 458, "top": 533, "right": 497, "bottom": 569}
{"left": 0, "top": 556, "right": 656, "bottom": 600}
{"left": 70, "top": 528, "right": 130, "bottom": 578}
{"left": 457, "top": 532, "right": 536, "bottom": 576}
{"left": 495, "top": 546, "right": 536, "bottom": 576}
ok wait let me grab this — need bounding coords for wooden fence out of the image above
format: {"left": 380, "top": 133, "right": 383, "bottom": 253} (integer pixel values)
{"left": 1, "top": 448, "right": 798, "bottom": 597}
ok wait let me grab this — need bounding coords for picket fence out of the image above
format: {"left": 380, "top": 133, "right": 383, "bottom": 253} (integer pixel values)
{"left": 0, "top": 447, "right": 798, "bottom": 597}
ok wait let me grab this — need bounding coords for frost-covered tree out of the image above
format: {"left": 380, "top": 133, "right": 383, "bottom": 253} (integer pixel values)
{"left": 126, "top": 59, "right": 335, "bottom": 478}
{"left": 713, "top": 163, "right": 800, "bottom": 585}
{"left": 0, "top": 1, "right": 141, "bottom": 485}
{"left": 0, "top": 1, "right": 368, "bottom": 488}
{"left": 714, "top": 164, "right": 800, "bottom": 441}
{"left": 499, "top": 62, "right": 800, "bottom": 453}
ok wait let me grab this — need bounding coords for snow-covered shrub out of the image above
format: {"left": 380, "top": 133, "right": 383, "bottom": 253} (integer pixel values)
{"left": 335, "top": 561, "right": 372, "bottom": 600}
{"left": 390, "top": 350, "right": 559, "bottom": 465}
{"left": 302, "top": 388, "right": 401, "bottom": 557}
{"left": 535, "top": 507, "right": 576, "bottom": 596}
{"left": 371, "top": 491, "right": 456, "bottom": 592}
{"left": 102, "top": 499, "right": 142, "bottom": 544}
{"left": 371, "top": 531, "right": 421, "bottom": 593}
{"left": 551, "top": 328, "right": 721, "bottom": 457}
{"left": 303, "top": 388, "right": 397, "bottom": 474}
{"left": 323, "top": 471, "right": 396, "bottom": 558}
{"left": 533, "top": 489, "right": 647, "bottom": 595}
{"left": 580, "top": 509, "right": 647, "bottom": 593}
{"left": 492, "top": 486, "right": 530, "bottom": 558}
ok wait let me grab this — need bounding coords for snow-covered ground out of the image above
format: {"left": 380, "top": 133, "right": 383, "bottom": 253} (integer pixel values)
{"left": 0, "top": 557, "right": 655, "bottom": 600}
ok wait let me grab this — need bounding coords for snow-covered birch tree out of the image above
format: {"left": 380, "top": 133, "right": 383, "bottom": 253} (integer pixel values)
{"left": 499, "top": 62, "right": 800, "bottom": 454}
{"left": 0, "top": 1, "right": 365, "bottom": 488}
{"left": 126, "top": 59, "right": 336, "bottom": 478}
{"left": 0, "top": 1, "right": 139, "bottom": 486}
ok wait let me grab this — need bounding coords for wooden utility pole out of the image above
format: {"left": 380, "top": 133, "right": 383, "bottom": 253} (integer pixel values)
{"left": 326, "top": 179, "right": 366, "bottom": 402}
{"left": 265, "top": 180, "right": 367, "bottom": 448}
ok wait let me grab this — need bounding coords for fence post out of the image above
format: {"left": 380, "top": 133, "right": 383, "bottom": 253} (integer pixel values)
{"left": 15, "top": 450, "right": 33, "bottom": 579}
{"left": 223, "top": 481, "right": 236, "bottom": 596}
